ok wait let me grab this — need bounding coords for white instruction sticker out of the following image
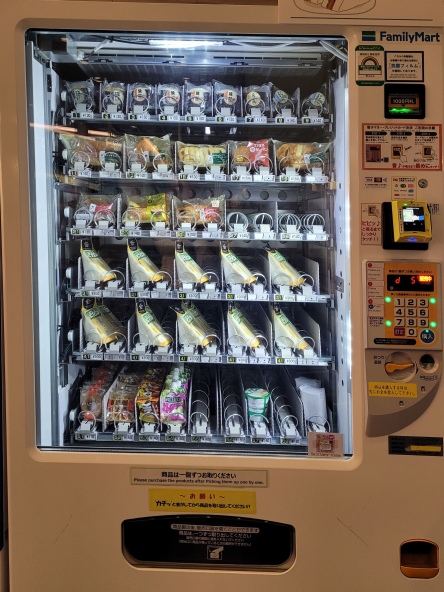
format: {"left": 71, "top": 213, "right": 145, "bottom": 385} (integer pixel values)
{"left": 131, "top": 468, "right": 268, "bottom": 488}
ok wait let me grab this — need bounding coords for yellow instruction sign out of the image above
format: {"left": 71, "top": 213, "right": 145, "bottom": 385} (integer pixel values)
{"left": 368, "top": 382, "right": 417, "bottom": 398}
{"left": 149, "top": 488, "right": 256, "bottom": 515}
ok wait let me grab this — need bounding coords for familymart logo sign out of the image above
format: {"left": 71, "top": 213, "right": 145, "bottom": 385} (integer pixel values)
{"left": 362, "top": 30, "right": 440, "bottom": 43}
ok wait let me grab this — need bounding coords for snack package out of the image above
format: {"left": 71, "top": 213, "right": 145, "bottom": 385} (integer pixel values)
{"left": 125, "top": 192, "right": 171, "bottom": 227}
{"left": 175, "top": 241, "right": 209, "bottom": 286}
{"left": 80, "top": 365, "right": 117, "bottom": 420}
{"left": 173, "top": 195, "right": 225, "bottom": 228}
{"left": 81, "top": 298, "right": 126, "bottom": 346}
{"left": 81, "top": 239, "right": 117, "bottom": 286}
{"left": 106, "top": 387, "right": 136, "bottom": 425}
{"left": 270, "top": 84, "right": 299, "bottom": 116}
{"left": 60, "top": 133, "right": 124, "bottom": 173}
{"left": 272, "top": 303, "right": 310, "bottom": 351}
{"left": 184, "top": 80, "right": 213, "bottom": 116}
{"left": 64, "top": 79, "right": 96, "bottom": 114}
{"left": 265, "top": 246, "right": 305, "bottom": 288}
{"left": 127, "top": 238, "right": 165, "bottom": 284}
{"left": 136, "top": 367, "right": 168, "bottom": 425}
{"left": 227, "top": 302, "right": 261, "bottom": 348}
{"left": 136, "top": 299, "right": 173, "bottom": 348}
{"left": 74, "top": 193, "right": 119, "bottom": 228}
{"left": 127, "top": 82, "right": 155, "bottom": 116}
{"left": 301, "top": 83, "right": 329, "bottom": 117}
{"left": 221, "top": 241, "right": 257, "bottom": 286}
{"left": 273, "top": 141, "right": 331, "bottom": 173}
{"left": 229, "top": 139, "right": 271, "bottom": 174}
{"left": 157, "top": 83, "right": 182, "bottom": 115}
{"left": 176, "top": 142, "right": 227, "bottom": 172}
{"left": 160, "top": 366, "right": 191, "bottom": 427}
{"left": 213, "top": 80, "right": 242, "bottom": 117}
{"left": 125, "top": 134, "right": 172, "bottom": 173}
{"left": 242, "top": 84, "right": 271, "bottom": 116}
{"left": 101, "top": 80, "right": 126, "bottom": 114}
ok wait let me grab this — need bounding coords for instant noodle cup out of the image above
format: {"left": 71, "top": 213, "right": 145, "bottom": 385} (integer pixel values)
{"left": 244, "top": 388, "right": 270, "bottom": 419}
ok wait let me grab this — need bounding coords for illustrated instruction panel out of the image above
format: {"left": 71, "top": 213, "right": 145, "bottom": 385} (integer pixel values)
{"left": 362, "top": 124, "right": 442, "bottom": 171}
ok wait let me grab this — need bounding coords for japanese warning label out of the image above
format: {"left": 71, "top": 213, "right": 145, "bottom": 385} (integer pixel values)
{"left": 368, "top": 382, "right": 417, "bottom": 398}
{"left": 363, "top": 124, "right": 442, "bottom": 171}
{"left": 385, "top": 51, "right": 424, "bottom": 82}
{"left": 131, "top": 468, "right": 267, "bottom": 487}
{"left": 149, "top": 488, "right": 256, "bottom": 514}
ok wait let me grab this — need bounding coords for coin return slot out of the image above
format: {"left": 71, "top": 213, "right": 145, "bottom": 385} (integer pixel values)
{"left": 400, "top": 540, "right": 439, "bottom": 579}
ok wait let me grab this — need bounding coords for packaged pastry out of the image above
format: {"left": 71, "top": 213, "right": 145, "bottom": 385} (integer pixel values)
{"left": 227, "top": 302, "right": 261, "bottom": 349}
{"left": 101, "top": 79, "right": 126, "bottom": 114}
{"left": 136, "top": 299, "right": 173, "bottom": 348}
{"left": 125, "top": 134, "right": 172, "bottom": 173}
{"left": 229, "top": 139, "right": 271, "bottom": 173}
{"left": 174, "top": 302, "right": 214, "bottom": 348}
{"left": 176, "top": 142, "right": 227, "bottom": 172}
{"left": 265, "top": 246, "right": 305, "bottom": 287}
{"left": 221, "top": 241, "right": 257, "bottom": 286}
{"left": 273, "top": 141, "right": 331, "bottom": 173}
{"left": 127, "top": 238, "right": 165, "bottom": 284}
{"left": 242, "top": 84, "right": 271, "bottom": 116}
{"left": 270, "top": 84, "right": 299, "bottom": 116}
{"left": 106, "top": 388, "right": 136, "bottom": 424}
{"left": 79, "top": 365, "right": 117, "bottom": 420}
{"left": 272, "top": 303, "right": 310, "bottom": 351}
{"left": 160, "top": 366, "right": 191, "bottom": 427}
{"left": 75, "top": 193, "right": 119, "bottom": 228}
{"left": 60, "top": 133, "right": 124, "bottom": 173}
{"left": 301, "top": 83, "right": 328, "bottom": 117}
{"left": 125, "top": 192, "right": 171, "bottom": 227}
{"left": 184, "top": 80, "right": 213, "bottom": 116}
{"left": 213, "top": 80, "right": 242, "bottom": 117}
{"left": 81, "top": 238, "right": 117, "bottom": 286}
{"left": 175, "top": 241, "right": 209, "bottom": 286}
{"left": 64, "top": 79, "right": 96, "bottom": 113}
{"left": 81, "top": 298, "right": 126, "bottom": 346}
{"left": 173, "top": 195, "right": 225, "bottom": 228}
{"left": 157, "top": 83, "right": 182, "bottom": 115}
{"left": 127, "top": 82, "right": 155, "bottom": 116}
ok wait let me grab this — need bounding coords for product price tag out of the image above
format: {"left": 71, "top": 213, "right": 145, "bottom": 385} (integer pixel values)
{"left": 130, "top": 290, "right": 150, "bottom": 298}
{"left": 253, "top": 174, "right": 275, "bottom": 182}
{"left": 245, "top": 116, "right": 267, "bottom": 124}
{"left": 230, "top": 174, "right": 253, "bottom": 182}
{"left": 228, "top": 232, "right": 250, "bottom": 240}
{"left": 280, "top": 437, "right": 300, "bottom": 445}
{"left": 227, "top": 356, "right": 248, "bottom": 364}
{"left": 279, "top": 174, "right": 301, "bottom": 183}
{"left": 252, "top": 356, "right": 271, "bottom": 365}
{"left": 186, "top": 114, "right": 207, "bottom": 122}
{"left": 165, "top": 435, "right": 187, "bottom": 443}
{"left": 185, "top": 231, "right": 198, "bottom": 238}
{"left": 129, "top": 113, "right": 150, "bottom": 121}
{"left": 204, "top": 173, "right": 226, "bottom": 182}
{"left": 69, "top": 169, "right": 92, "bottom": 178}
{"left": 191, "top": 435, "right": 212, "bottom": 443}
{"left": 251, "top": 437, "right": 272, "bottom": 445}
{"left": 102, "top": 290, "right": 125, "bottom": 298}
{"left": 254, "top": 232, "right": 276, "bottom": 240}
{"left": 81, "top": 353, "right": 103, "bottom": 361}
{"left": 138, "top": 433, "right": 161, "bottom": 442}
{"left": 113, "top": 433, "right": 135, "bottom": 442}
{"left": 126, "top": 171, "right": 148, "bottom": 179}
{"left": 71, "top": 112, "right": 94, "bottom": 119}
{"left": 99, "top": 171, "right": 122, "bottom": 179}
{"left": 158, "top": 114, "right": 180, "bottom": 122}
{"left": 102, "top": 112, "right": 125, "bottom": 120}
{"left": 75, "top": 432, "right": 97, "bottom": 441}
{"left": 153, "top": 355, "right": 173, "bottom": 362}
{"left": 235, "top": 293, "right": 248, "bottom": 300}
{"left": 179, "top": 173, "right": 200, "bottom": 181}
{"left": 225, "top": 436, "right": 246, "bottom": 444}
{"left": 302, "top": 116, "right": 324, "bottom": 125}
{"left": 104, "top": 353, "right": 127, "bottom": 361}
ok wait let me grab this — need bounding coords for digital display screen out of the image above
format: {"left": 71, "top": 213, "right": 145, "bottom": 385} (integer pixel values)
{"left": 387, "top": 274, "right": 434, "bottom": 292}
{"left": 402, "top": 206, "right": 426, "bottom": 232}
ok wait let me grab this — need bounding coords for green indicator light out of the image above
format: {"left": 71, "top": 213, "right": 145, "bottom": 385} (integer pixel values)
{"left": 389, "top": 108, "right": 414, "bottom": 114}
{"left": 430, "top": 298, "right": 437, "bottom": 304}
{"left": 385, "top": 320, "right": 392, "bottom": 327}
{"left": 385, "top": 296, "right": 392, "bottom": 303}
{"left": 431, "top": 322, "right": 437, "bottom": 328}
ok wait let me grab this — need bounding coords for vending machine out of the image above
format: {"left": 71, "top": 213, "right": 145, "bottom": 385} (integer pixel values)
{"left": 0, "top": 0, "right": 443, "bottom": 590}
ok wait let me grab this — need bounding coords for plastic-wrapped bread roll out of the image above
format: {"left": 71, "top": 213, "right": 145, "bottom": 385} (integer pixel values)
{"left": 221, "top": 241, "right": 257, "bottom": 285}
{"left": 127, "top": 238, "right": 165, "bottom": 284}
{"left": 272, "top": 304, "right": 310, "bottom": 352}
{"left": 81, "top": 298, "right": 126, "bottom": 345}
{"left": 135, "top": 299, "right": 172, "bottom": 348}
{"left": 175, "top": 241, "right": 209, "bottom": 285}
{"left": 80, "top": 239, "right": 116, "bottom": 285}
{"left": 266, "top": 247, "right": 305, "bottom": 288}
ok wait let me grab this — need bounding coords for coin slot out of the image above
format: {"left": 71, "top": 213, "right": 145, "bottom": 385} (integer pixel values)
{"left": 400, "top": 540, "right": 439, "bottom": 579}
{"left": 419, "top": 354, "right": 439, "bottom": 373}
